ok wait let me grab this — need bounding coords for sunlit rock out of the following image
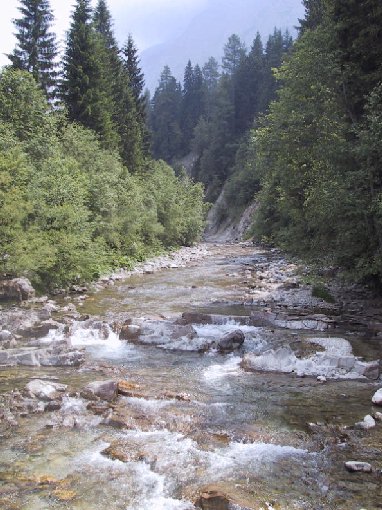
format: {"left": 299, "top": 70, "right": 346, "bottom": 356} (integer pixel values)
{"left": 345, "top": 461, "right": 373, "bottom": 473}
{"left": 372, "top": 388, "right": 382, "bottom": 406}
{"left": 355, "top": 415, "right": 376, "bottom": 430}
{"left": 81, "top": 380, "right": 118, "bottom": 402}
{"left": 241, "top": 338, "right": 379, "bottom": 380}
{"left": 0, "top": 277, "right": 35, "bottom": 301}
{"left": 25, "top": 379, "right": 67, "bottom": 401}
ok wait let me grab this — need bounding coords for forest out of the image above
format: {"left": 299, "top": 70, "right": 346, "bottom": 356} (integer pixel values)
{"left": 150, "top": 0, "right": 382, "bottom": 287}
{"left": 0, "top": 0, "right": 206, "bottom": 290}
{"left": 1, "top": 0, "right": 382, "bottom": 290}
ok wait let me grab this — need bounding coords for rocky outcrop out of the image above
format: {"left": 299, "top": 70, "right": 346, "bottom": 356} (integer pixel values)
{"left": 0, "top": 278, "right": 35, "bottom": 301}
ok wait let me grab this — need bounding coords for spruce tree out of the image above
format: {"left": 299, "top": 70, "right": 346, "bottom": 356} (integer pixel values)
{"left": 180, "top": 61, "right": 205, "bottom": 154}
{"left": 61, "top": 0, "right": 118, "bottom": 149}
{"left": 8, "top": 0, "right": 58, "bottom": 98}
{"left": 121, "top": 35, "right": 146, "bottom": 116}
{"left": 120, "top": 34, "right": 148, "bottom": 167}
{"left": 222, "top": 34, "right": 246, "bottom": 75}
{"left": 150, "top": 66, "right": 183, "bottom": 162}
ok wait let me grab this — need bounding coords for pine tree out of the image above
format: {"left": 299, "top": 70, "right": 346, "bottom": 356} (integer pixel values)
{"left": 202, "top": 57, "right": 220, "bottom": 120}
{"left": 222, "top": 34, "right": 246, "bottom": 75}
{"left": 93, "top": 0, "right": 118, "bottom": 50}
{"left": 180, "top": 61, "right": 205, "bottom": 153}
{"left": 7, "top": 0, "right": 58, "bottom": 98}
{"left": 298, "top": 0, "right": 325, "bottom": 31}
{"left": 234, "top": 32, "right": 265, "bottom": 134}
{"left": 120, "top": 34, "right": 148, "bottom": 166}
{"left": 61, "top": 0, "right": 118, "bottom": 149}
{"left": 150, "top": 66, "right": 183, "bottom": 162}
{"left": 329, "top": 0, "right": 382, "bottom": 120}
{"left": 121, "top": 34, "right": 145, "bottom": 111}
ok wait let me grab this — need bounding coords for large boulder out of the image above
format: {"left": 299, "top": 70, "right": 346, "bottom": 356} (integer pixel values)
{"left": 26, "top": 379, "right": 67, "bottom": 401}
{"left": 372, "top": 388, "right": 382, "bottom": 406}
{"left": 81, "top": 380, "right": 118, "bottom": 402}
{"left": 217, "top": 330, "right": 245, "bottom": 352}
{"left": 0, "top": 278, "right": 35, "bottom": 301}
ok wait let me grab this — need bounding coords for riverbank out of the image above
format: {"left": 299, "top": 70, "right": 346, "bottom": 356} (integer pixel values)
{"left": 0, "top": 242, "right": 381, "bottom": 510}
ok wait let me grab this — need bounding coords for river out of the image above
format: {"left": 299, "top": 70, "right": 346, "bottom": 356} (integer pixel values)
{"left": 0, "top": 243, "right": 381, "bottom": 510}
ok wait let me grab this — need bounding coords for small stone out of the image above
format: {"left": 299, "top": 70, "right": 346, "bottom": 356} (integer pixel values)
{"left": 345, "top": 461, "right": 373, "bottom": 473}
{"left": 317, "top": 376, "right": 327, "bottom": 382}
{"left": 117, "top": 380, "right": 141, "bottom": 396}
{"left": 374, "top": 412, "right": 382, "bottom": 421}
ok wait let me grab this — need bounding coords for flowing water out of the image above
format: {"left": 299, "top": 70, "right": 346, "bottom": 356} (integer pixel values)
{"left": 0, "top": 244, "right": 381, "bottom": 510}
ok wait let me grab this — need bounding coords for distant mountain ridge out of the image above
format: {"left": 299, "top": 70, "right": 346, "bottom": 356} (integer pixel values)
{"left": 140, "top": 0, "right": 304, "bottom": 91}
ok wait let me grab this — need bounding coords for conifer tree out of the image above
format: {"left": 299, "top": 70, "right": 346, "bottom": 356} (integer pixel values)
{"left": 8, "top": 0, "right": 58, "bottom": 98}
{"left": 150, "top": 66, "right": 183, "bottom": 162}
{"left": 234, "top": 33, "right": 265, "bottom": 134}
{"left": 180, "top": 61, "right": 205, "bottom": 154}
{"left": 222, "top": 34, "right": 246, "bottom": 75}
{"left": 120, "top": 34, "right": 148, "bottom": 166}
{"left": 61, "top": 0, "right": 118, "bottom": 149}
{"left": 121, "top": 35, "right": 145, "bottom": 111}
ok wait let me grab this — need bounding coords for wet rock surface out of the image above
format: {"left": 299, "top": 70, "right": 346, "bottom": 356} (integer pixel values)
{"left": 0, "top": 242, "right": 381, "bottom": 510}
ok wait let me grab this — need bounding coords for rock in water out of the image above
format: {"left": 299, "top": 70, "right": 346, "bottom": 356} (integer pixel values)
{"left": 196, "top": 487, "right": 230, "bottom": 509}
{"left": 217, "top": 330, "right": 245, "bottom": 352}
{"left": 0, "top": 278, "right": 35, "bottom": 301}
{"left": 372, "top": 388, "right": 382, "bottom": 406}
{"left": 81, "top": 380, "right": 118, "bottom": 402}
{"left": 26, "top": 380, "right": 67, "bottom": 401}
{"left": 355, "top": 414, "right": 376, "bottom": 430}
{"left": 345, "top": 461, "right": 373, "bottom": 473}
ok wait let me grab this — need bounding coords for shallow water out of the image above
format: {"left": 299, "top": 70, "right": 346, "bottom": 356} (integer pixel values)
{"left": 0, "top": 244, "right": 381, "bottom": 510}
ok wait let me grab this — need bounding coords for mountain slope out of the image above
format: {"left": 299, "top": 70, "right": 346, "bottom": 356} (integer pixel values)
{"left": 141, "top": 0, "right": 304, "bottom": 91}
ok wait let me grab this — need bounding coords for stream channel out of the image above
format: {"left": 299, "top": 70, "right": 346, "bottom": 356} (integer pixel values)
{"left": 0, "top": 243, "right": 381, "bottom": 510}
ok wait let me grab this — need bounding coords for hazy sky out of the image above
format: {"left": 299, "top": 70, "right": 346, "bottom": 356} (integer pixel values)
{"left": 0, "top": 0, "right": 208, "bottom": 67}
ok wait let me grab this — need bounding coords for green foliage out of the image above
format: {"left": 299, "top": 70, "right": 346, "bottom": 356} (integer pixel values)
{"left": 243, "top": 1, "right": 382, "bottom": 285}
{"left": 150, "top": 66, "right": 183, "bottom": 162}
{"left": 0, "top": 67, "right": 206, "bottom": 290}
{"left": 7, "top": 0, "right": 58, "bottom": 98}
{"left": 61, "top": 0, "right": 119, "bottom": 150}
{"left": 311, "top": 284, "right": 335, "bottom": 303}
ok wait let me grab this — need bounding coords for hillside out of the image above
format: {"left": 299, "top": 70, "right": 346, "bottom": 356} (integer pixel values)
{"left": 141, "top": 0, "right": 304, "bottom": 90}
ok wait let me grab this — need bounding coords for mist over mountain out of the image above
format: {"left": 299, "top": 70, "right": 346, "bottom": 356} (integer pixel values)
{"left": 139, "top": 0, "right": 304, "bottom": 91}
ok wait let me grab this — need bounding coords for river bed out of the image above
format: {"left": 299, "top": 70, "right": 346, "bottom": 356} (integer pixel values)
{"left": 0, "top": 243, "right": 381, "bottom": 510}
